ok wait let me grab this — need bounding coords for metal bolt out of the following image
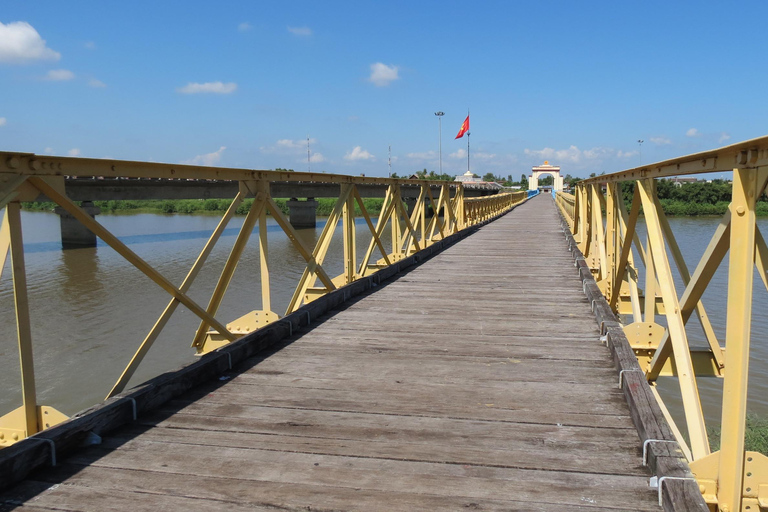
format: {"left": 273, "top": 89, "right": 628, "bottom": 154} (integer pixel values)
{"left": 29, "top": 159, "right": 41, "bottom": 171}
{"left": 6, "top": 156, "right": 20, "bottom": 169}
{"left": 737, "top": 206, "right": 746, "bottom": 216}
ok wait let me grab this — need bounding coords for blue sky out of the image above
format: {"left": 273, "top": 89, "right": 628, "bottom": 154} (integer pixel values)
{"left": 1, "top": 1, "right": 767, "bottom": 179}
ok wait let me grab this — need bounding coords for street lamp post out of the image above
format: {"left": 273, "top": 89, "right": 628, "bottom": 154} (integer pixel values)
{"left": 435, "top": 111, "right": 444, "bottom": 174}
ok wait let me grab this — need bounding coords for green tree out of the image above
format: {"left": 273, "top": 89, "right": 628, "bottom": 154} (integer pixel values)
{"left": 482, "top": 172, "right": 496, "bottom": 182}
{"left": 539, "top": 175, "right": 554, "bottom": 186}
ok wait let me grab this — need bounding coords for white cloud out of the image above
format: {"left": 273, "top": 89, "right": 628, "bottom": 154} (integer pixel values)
{"left": 0, "top": 21, "right": 61, "bottom": 63}
{"left": 45, "top": 69, "right": 75, "bottom": 81}
{"left": 309, "top": 153, "right": 325, "bottom": 163}
{"left": 68, "top": 148, "right": 81, "bottom": 157}
{"left": 44, "top": 147, "right": 54, "bottom": 154}
{"left": 287, "top": 26, "right": 312, "bottom": 37}
{"left": 238, "top": 22, "right": 252, "bottom": 32}
{"left": 88, "top": 78, "right": 106, "bottom": 88}
{"left": 84, "top": 41, "right": 96, "bottom": 50}
{"left": 450, "top": 148, "right": 467, "bottom": 159}
{"left": 524, "top": 145, "right": 618, "bottom": 165}
{"left": 0, "top": 117, "right": 6, "bottom": 127}
{"left": 177, "top": 81, "right": 237, "bottom": 94}
{"left": 260, "top": 138, "right": 317, "bottom": 154}
{"left": 719, "top": 132, "right": 731, "bottom": 143}
{"left": 181, "top": 146, "right": 226, "bottom": 166}
{"left": 617, "top": 150, "right": 639, "bottom": 158}
{"left": 368, "top": 62, "right": 399, "bottom": 87}
{"left": 344, "top": 146, "right": 374, "bottom": 161}
{"left": 686, "top": 128, "right": 700, "bottom": 137}
{"left": 406, "top": 150, "right": 437, "bottom": 160}
{"left": 650, "top": 136, "right": 671, "bottom": 145}
{"left": 474, "top": 152, "right": 496, "bottom": 160}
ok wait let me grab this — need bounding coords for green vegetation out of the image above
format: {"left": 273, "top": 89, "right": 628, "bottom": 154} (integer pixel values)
{"left": 708, "top": 415, "right": 768, "bottom": 455}
{"left": 617, "top": 179, "right": 768, "bottom": 216}
{"left": 21, "top": 198, "right": 386, "bottom": 216}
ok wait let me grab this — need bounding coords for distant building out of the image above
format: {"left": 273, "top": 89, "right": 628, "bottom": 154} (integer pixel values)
{"left": 455, "top": 170, "right": 481, "bottom": 183}
{"left": 667, "top": 177, "right": 699, "bottom": 187}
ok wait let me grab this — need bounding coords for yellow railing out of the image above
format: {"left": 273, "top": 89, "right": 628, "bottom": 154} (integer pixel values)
{"left": 0, "top": 151, "right": 526, "bottom": 448}
{"left": 562, "top": 136, "right": 768, "bottom": 512}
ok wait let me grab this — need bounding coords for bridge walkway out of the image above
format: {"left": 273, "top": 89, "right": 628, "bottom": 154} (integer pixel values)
{"left": 0, "top": 195, "right": 658, "bottom": 511}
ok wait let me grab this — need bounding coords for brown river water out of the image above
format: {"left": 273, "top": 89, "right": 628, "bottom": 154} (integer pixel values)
{"left": 0, "top": 209, "right": 767, "bottom": 432}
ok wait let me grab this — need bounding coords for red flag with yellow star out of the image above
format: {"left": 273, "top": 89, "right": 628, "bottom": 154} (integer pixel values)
{"left": 455, "top": 115, "right": 469, "bottom": 139}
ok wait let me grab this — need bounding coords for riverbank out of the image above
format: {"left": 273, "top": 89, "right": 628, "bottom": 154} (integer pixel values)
{"left": 22, "top": 198, "right": 386, "bottom": 216}
{"left": 709, "top": 415, "right": 768, "bottom": 455}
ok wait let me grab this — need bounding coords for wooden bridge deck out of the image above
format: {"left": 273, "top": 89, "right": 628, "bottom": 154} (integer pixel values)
{"left": 0, "top": 195, "right": 658, "bottom": 511}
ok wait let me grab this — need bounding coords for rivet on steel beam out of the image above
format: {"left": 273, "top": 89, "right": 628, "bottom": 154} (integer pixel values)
{"left": 737, "top": 206, "right": 746, "bottom": 216}
{"left": 6, "top": 156, "right": 20, "bottom": 169}
{"left": 29, "top": 159, "right": 41, "bottom": 171}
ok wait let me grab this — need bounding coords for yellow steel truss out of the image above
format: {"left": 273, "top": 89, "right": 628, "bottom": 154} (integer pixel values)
{"left": 0, "top": 151, "right": 527, "bottom": 447}
{"left": 557, "top": 137, "right": 768, "bottom": 511}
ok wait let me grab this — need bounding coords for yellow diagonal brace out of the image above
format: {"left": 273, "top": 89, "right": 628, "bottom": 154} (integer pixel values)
{"left": 647, "top": 210, "right": 731, "bottom": 380}
{"left": 358, "top": 196, "right": 396, "bottom": 274}
{"left": 192, "top": 186, "right": 265, "bottom": 348}
{"left": 0, "top": 175, "right": 27, "bottom": 210}
{"left": 285, "top": 186, "right": 349, "bottom": 314}
{"left": 269, "top": 196, "right": 336, "bottom": 315}
{"left": 637, "top": 179, "right": 709, "bottom": 459}
{"left": 108, "top": 189, "right": 247, "bottom": 397}
{"left": 28, "top": 177, "right": 236, "bottom": 345}
{"left": 354, "top": 188, "right": 391, "bottom": 274}
{"left": 395, "top": 193, "right": 421, "bottom": 253}
{"left": 0, "top": 212, "right": 9, "bottom": 282}
{"left": 6, "top": 203, "right": 38, "bottom": 435}
{"left": 653, "top": 193, "right": 723, "bottom": 368}
{"left": 609, "top": 186, "right": 641, "bottom": 311}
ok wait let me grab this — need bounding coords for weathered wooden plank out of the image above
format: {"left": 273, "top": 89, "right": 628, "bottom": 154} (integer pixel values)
{"left": 48, "top": 442, "right": 660, "bottom": 510}
{"left": 8, "top": 466, "right": 643, "bottom": 512}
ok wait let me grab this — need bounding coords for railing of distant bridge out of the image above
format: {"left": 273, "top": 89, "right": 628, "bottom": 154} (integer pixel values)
{"left": 0, "top": 151, "right": 526, "bottom": 449}
{"left": 555, "top": 136, "right": 768, "bottom": 512}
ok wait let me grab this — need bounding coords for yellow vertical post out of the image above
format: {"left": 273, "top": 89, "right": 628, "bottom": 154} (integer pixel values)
{"left": 391, "top": 185, "right": 402, "bottom": 259}
{"left": 717, "top": 168, "right": 757, "bottom": 512}
{"left": 343, "top": 185, "right": 357, "bottom": 283}
{"left": 419, "top": 184, "right": 427, "bottom": 245}
{"left": 258, "top": 181, "right": 271, "bottom": 313}
{"left": 6, "top": 203, "right": 38, "bottom": 435}
{"left": 605, "top": 183, "right": 617, "bottom": 297}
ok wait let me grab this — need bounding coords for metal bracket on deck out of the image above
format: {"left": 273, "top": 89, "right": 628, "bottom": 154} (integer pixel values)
{"left": 649, "top": 476, "right": 698, "bottom": 506}
{"left": 618, "top": 369, "right": 644, "bottom": 388}
{"left": 642, "top": 439, "right": 679, "bottom": 466}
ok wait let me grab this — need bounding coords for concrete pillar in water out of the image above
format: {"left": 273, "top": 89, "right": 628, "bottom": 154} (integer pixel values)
{"left": 54, "top": 201, "right": 101, "bottom": 248}
{"left": 286, "top": 197, "right": 318, "bottom": 229}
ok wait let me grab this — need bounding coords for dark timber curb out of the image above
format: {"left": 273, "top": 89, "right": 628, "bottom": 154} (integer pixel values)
{"left": 0, "top": 199, "right": 526, "bottom": 493}
{"left": 552, "top": 196, "right": 708, "bottom": 511}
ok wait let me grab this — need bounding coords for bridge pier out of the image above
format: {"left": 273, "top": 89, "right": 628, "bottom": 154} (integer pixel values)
{"left": 286, "top": 198, "right": 318, "bottom": 229}
{"left": 53, "top": 201, "right": 101, "bottom": 248}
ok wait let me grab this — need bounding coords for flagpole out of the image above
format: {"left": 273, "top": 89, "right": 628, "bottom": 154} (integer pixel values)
{"left": 466, "top": 109, "right": 470, "bottom": 176}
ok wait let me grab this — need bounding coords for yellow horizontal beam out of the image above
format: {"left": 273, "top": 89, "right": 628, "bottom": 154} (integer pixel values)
{"left": 577, "top": 134, "right": 768, "bottom": 185}
{"left": 0, "top": 151, "right": 460, "bottom": 187}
